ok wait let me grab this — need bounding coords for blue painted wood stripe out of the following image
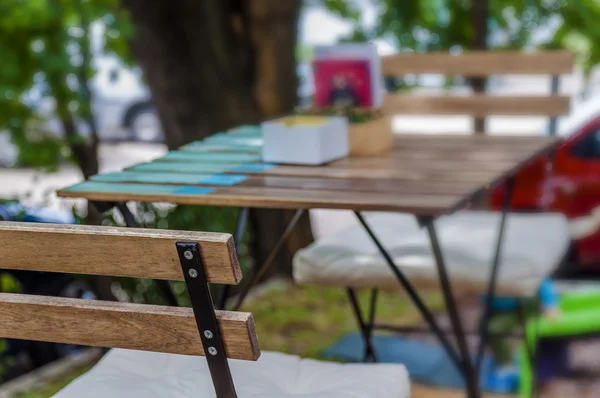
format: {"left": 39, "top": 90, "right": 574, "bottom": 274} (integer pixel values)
{"left": 160, "top": 151, "right": 261, "bottom": 163}
{"left": 129, "top": 163, "right": 238, "bottom": 174}
{"left": 226, "top": 126, "right": 262, "bottom": 137}
{"left": 129, "top": 161, "right": 275, "bottom": 175}
{"left": 202, "top": 136, "right": 263, "bottom": 146}
{"left": 180, "top": 143, "right": 262, "bottom": 153}
{"left": 64, "top": 181, "right": 215, "bottom": 196}
{"left": 230, "top": 163, "right": 277, "bottom": 173}
{"left": 90, "top": 172, "right": 248, "bottom": 186}
{"left": 200, "top": 174, "right": 248, "bottom": 185}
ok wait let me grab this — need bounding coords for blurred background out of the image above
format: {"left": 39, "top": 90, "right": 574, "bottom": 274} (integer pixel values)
{"left": 1, "top": 0, "right": 600, "bottom": 396}
{"left": 1, "top": 0, "right": 599, "bottom": 207}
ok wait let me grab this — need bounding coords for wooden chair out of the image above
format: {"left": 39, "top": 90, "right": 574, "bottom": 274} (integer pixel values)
{"left": 381, "top": 50, "right": 573, "bottom": 134}
{"left": 295, "top": 50, "right": 574, "bottom": 365}
{"left": 0, "top": 222, "right": 409, "bottom": 398}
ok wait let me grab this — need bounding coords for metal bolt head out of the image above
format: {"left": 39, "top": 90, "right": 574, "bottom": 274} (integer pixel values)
{"left": 204, "top": 330, "right": 213, "bottom": 339}
{"left": 188, "top": 268, "right": 198, "bottom": 278}
{"left": 184, "top": 250, "right": 193, "bottom": 260}
{"left": 208, "top": 347, "right": 217, "bottom": 356}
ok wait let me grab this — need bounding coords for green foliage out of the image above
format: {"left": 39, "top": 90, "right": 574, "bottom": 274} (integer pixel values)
{"left": 322, "top": 0, "right": 600, "bottom": 72}
{"left": 0, "top": 0, "right": 133, "bottom": 169}
{"left": 95, "top": 204, "right": 251, "bottom": 306}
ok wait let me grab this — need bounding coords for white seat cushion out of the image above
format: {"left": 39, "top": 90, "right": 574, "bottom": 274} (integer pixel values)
{"left": 53, "top": 349, "right": 409, "bottom": 398}
{"left": 294, "top": 211, "right": 570, "bottom": 297}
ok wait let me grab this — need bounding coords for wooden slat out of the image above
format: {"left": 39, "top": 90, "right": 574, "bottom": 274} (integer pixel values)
{"left": 255, "top": 165, "right": 499, "bottom": 184}
{"left": 383, "top": 94, "right": 570, "bottom": 117}
{"left": 381, "top": 50, "right": 573, "bottom": 76}
{"left": 238, "top": 176, "right": 475, "bottom": 196}
{"left": 0, "top": 222, "right": 241, "bottom": 285}
{"left": 93, "top": 171, "right": 479, "bottom": 196}
{"left": 0, "top": 294, "right": 260, "bottom": 360}
{"left": 393, "top": 134, "right": 561, "bottom": 146}
{"left": 126, "top": 160, "right": 501, "bottom": 184}
{"left": 332, "top": 156, "right": 518, "bottom": 170}
{"left": 56, "top": 135, "right": 561, "bottom": 214}
{"left": 58, "top": 184, "right": 464, "bottom": 215}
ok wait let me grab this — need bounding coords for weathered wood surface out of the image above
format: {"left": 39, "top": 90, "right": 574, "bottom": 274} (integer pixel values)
{"left": 57, "top": 134, "right": 561, "bottom": 216}
{"left": 381, "top": 50, "right": 573, "bottom": 76}
{"left": 0, "top": 222, "right": 241, "bottom": 284}
{"left": 0, "top": 294, "right": 260, "bottom": 360}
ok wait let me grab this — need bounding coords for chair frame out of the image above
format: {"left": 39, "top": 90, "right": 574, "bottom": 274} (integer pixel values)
{"left": 176, "top": 241, "right": 237, "bottom": 397}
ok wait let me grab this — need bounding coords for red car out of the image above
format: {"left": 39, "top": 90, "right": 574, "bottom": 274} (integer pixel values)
{"left": 492, "top": 97, "right": 600, "bottom": 272}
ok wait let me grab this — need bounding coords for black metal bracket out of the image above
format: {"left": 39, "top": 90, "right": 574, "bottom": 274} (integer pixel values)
{"left": 177, "top": 242, "right": 237, "bottom": 398}
{"left": 216, "top": 207, "right": 250, "bottom": 310}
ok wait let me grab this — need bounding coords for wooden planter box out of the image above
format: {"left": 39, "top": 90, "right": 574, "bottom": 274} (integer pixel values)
{"left": 294, "top": 107, "right": 393, "bottom": 158}
{"left": 348, "top": 115, "right": 393, "bottom": 157}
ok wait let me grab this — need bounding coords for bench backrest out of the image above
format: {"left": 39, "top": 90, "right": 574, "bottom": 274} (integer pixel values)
{"left": 381, "top": 50, "right": 573, "bottom": 122}
{"left": 0, "top": 221, "right": 259, "bottom": 397}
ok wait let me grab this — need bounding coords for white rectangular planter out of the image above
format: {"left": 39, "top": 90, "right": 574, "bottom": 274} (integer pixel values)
{"left": 261, "top": 116, "right": 349, "bottom": 165}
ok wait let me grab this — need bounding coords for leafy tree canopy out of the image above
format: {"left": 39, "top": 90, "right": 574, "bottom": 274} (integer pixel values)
{"left": 323, "top": 0, "right": 600, "bottom": 72}
{"left": 0, "top": 0, "right": 133, "bottom": 169}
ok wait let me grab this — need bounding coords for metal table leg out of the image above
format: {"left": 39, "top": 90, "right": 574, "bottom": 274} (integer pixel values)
{"left": 94, "top": 201, "right": 180, "bottom": 307}
{"left": 346, "top": 288, "right": 378, "bottom": 362}
{"left": 365, "top": 288, "right": 379, "bottom": 361}
{"left": 356, "top": 195, "right": 519, "bottom": 398}
{"left": 354, "top": 212, "right": 465, "bottom": 376}
{"left": 216, "top": 207, "right": 249, "bottom": 310}
{"left": 475, "top": 177, "right": 515, "bottom": 371}
{"left": 232, "top": 209, "right": 305, "bottom": 311}
{"left": 420, "top": 216, "right": 479, "bottom": 397}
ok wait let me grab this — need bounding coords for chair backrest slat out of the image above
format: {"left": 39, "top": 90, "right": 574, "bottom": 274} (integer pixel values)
{"left": 381, "top": 50, "right": 573, "bottom": 76}
{"left": 0, "top": 293, "right": 260, "bottom": 360}
{"left": 380, "top": 50, "right": 573, "bottom": 120}
{"left": 0, "top": 221, "right": 241, "bottom": 284}
{"left": 382, "top": 93, "right": 570, "bottom": 117}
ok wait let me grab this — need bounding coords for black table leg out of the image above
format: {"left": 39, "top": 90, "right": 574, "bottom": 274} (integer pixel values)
{"left": 106, "top": 201, "right": 179, "bottom": 307}
{"left": 420, "top": 216, "right": 479, "bottom": 398}
{"left": 346, "top": 288, "right": 378, "bottom": 362}
{"left": 354, "top": 212, "right": 465, "bottom": 375}
{"left": 365, "top": 288, "right": 379, "bottom": 361}
{"left": 475, "top": 177, "right": 515, "bottom": 372}
{"left": 216, "top": 207, "right": 249, "bottom": 310}
{"left": 231, "top": 209, "right": 305, "bottom": 311}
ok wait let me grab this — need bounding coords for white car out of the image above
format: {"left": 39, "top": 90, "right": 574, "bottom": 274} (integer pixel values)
{"left": 0, "top": 55, "right": 162, "bottom": 167}
{"left": 89, "top": 56, "right": 162, "bottom": 143}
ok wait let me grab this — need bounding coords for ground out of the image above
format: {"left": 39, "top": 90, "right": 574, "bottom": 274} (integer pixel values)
{"left": 8, "top": 283, "right": 443, "bottom": 397}
{"left": 9, "top": 281, "right": 600, "bottom": 397}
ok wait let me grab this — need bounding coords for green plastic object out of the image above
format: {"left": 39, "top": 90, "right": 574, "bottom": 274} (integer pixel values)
{"left": 519, "top": 289, "right": 600, "bottom": 397}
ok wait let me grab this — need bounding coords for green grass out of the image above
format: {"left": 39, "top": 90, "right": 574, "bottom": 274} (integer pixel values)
{"left": 245, "top": 284, "right": 442, "bottom": 358}
{"left": 11, "top": 366, "right": 92, "bottom": 398}
{"left": 10, "top": 284, "right": 442, "bottom": 397}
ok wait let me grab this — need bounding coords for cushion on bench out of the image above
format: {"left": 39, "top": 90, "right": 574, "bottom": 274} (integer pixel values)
{"left": 294, "top": 211, "right": 570, "bottom": 297}
{"left": 53, "top": 349, "right": 410, "bottom": 398}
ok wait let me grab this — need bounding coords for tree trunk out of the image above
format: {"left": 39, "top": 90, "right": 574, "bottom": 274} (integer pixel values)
{"left": 124, "top": 0, "right": 314, "bottom": 279}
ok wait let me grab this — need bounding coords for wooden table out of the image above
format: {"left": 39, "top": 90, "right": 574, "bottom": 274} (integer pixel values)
{"left": 58, "top": 134, "right": 557, "bottom": 216}
{"left": 57, "top": 132, "right": 560, "bottom": 398}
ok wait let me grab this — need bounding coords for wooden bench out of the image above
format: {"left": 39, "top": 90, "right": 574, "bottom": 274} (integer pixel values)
{"left": 0, "top": 222, "right": 410, "bottom": 398}
{"left": 380, "top": 50, "right": 573, "bottom": 134}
